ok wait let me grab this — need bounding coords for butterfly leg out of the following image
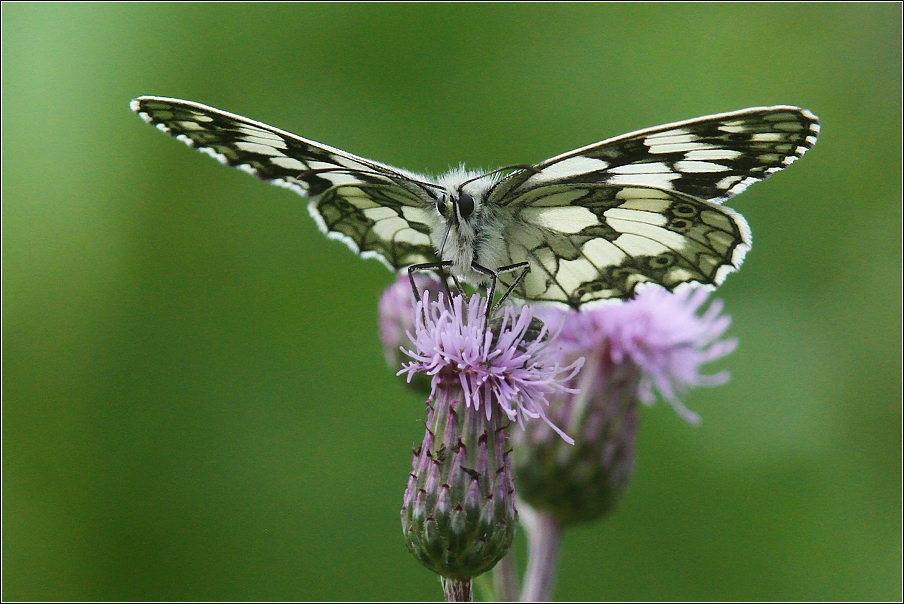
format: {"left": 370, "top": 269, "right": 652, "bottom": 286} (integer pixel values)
{"left": 469, "top": 261, "right": 530, "bottom": 340}
{"left": 470, "top": 261, "right": 531, "bottom": 312}
{"left": 469, "top": 262, "right": 500, "bottom": 321}
{"left": 408, "top": 261, "right": 455, "bottom": 302}
{"left": 493, "top": 262, "right": 530, "bottom": 308}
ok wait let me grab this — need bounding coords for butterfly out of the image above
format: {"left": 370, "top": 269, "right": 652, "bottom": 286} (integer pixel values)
{"left": 131, "top": 97, "right": 818, "bottom": 308}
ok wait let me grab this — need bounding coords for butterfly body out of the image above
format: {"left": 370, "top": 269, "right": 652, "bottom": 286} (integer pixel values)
{"left": 132, "top": 97, "right": 818, "bottom": 307}
{"left": 421, "top": 167, "right": 510, "bottom": 285}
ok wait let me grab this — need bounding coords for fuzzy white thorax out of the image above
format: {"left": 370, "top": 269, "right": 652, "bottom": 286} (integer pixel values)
{"left": 423, "top": 165, "right": 508, "bottom": 284}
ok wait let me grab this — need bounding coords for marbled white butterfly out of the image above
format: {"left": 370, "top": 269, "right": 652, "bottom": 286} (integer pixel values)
{"left": 132, "top": 97, "right": 818, "bottom": 308}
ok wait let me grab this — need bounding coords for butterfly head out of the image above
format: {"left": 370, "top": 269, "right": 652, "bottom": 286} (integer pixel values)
{"left": 436, "top": 190, "right": 476, "bottom": 224}
{"left": 434, "top": 163, "right": 538, "bottom": 228}
{"left": 433, "top": 166, "right": 498, "bottom": 227}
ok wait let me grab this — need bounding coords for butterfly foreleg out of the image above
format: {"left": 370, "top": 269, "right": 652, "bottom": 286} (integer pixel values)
{"left": 493, "top": 262, "right": 530, "bottom": 308}
{"left": 470, "top": 261, "right": 531, "bottom": 313}
{"left": 469, "top": 262, "right": 499, "bottom": 320}
{"left": 469, "top": 261, "right": 529, "bottom": 341}
{"left": 408, "top": 261, "right": 456, "bottom": 303}
{"left": 468, "top": 261, "right": 499, "bottom": 337}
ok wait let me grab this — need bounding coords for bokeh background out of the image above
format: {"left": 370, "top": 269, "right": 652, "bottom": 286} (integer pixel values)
{"left": 3, "top": 3, "right": 901, "bottom": 601}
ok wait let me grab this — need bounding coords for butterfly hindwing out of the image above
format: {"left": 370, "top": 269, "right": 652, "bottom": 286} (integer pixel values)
{"left": 497, "top": 184, "right": 750, "bottom": 307}
{"left": 313, "top": 183, "right": 437, "bottom": 270}
{"left": 493, "top": 106, "right": 819, "bottom": 205}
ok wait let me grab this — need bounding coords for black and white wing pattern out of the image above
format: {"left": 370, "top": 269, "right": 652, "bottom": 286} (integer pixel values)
{"left": 489, "top": 106, "right": 819, "bottom": 306}
{"left": 493, "top": 106, "right": 820, "bottom": 203}
{"left": 132, "top": 97, "right": 819, "bottom": 308}
{"left": 492, "top": 182, "right": 752, "bottom": 306}
{"left": 131, "top": 96, "right": 439, "bottom": 271}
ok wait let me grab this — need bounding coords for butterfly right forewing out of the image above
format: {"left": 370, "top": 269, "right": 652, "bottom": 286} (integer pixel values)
{"left": 485, "top": 106, "right": 818, "bottom": 307}
{"left": 493, "top": 106, "right": 820, "bottom": 205}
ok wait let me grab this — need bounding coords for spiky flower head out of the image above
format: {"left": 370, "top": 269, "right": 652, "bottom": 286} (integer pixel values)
{"left": 515, "top": 285, "right": 737, "bottom": 525}
{"left": 400, "top": 291, "right": 581, "bottom": 583}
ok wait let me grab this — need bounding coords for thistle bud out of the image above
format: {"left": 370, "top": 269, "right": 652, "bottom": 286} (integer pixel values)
{"left": 402, "top": 383, "right": 516, "bottom": 580}
{"left": 514, "top": 345, "right": 642, "bottom": 524}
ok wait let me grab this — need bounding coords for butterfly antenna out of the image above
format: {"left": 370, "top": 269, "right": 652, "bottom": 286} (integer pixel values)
{"left": 296, "top": 167, "right": 444, "bottom": 192}
{"left": 456, "top": 164, "right": 543, "bottom": 191}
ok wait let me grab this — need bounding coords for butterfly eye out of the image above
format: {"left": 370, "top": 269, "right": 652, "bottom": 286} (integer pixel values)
{"left": 436, "top": 196, "right": 449, "bottom": 218}
{"left": 457, "top": 192, "right": 475, "bottom": 219}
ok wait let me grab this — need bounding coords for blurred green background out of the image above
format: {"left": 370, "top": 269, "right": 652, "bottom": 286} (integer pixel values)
{"left": 3, "top": 3, "right": 901, "bottom": 601}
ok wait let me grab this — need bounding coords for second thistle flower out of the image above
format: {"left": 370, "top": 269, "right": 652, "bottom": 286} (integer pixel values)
{"left": 514, "top": 286, "right": 738, "bottom": 526}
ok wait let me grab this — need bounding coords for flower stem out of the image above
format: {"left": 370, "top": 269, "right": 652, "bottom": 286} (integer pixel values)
{"left": 493, "top": 550, "right": 520, "bottom": 602}
{"left": 520, "top": 505, "right": 562, "bottom": 602}
{"left": 442, "top": 577, "right": 472, "bottom": 602}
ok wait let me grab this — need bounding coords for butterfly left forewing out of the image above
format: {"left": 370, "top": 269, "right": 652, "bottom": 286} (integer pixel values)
{"left": 131, "top": 96, "right": 432, "bottom": 195}
{"left": 132, "top": 96, "right": 438, "bottom": 272}
{"left": 496, "top": 184, "right": 750, "bottom": 307}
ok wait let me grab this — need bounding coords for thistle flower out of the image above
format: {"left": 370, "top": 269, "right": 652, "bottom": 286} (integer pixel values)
{"left": 515, "top": 285, "right": 737, "bottom": 527}
{"left": 399, "top": 293, "right": 582, "bottom": 441}
{"left": 399, "top": 291, "right": 581, "bottom": 599}
{"left": 572, "top": 285, "right": 737, "bottom": 425}
{"left": 379, "top": 274, "right": 447, "bottom": 394}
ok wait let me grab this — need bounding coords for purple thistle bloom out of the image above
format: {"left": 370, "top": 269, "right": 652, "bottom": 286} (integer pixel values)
{"left": 515, "top": 285, "right": 738, "bottom": 528}
{"left": 399, "top": 291, "right": 583, "bottom": 444}
{"left": 537, "top": 285, "right": 737, "bottom": 424}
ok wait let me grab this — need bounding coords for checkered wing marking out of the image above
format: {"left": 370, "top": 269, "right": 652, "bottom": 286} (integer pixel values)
{"left": 493, "top": 106, "right": 820, "bottom": 204}
{"left": 131, "top": 96, "right": 436, "bottom": 270}
{"left": 314, "top": 184, "right": 437, "bottom": 269}
{"left": 496, "top": 184, "right": 750, "bottom": 307}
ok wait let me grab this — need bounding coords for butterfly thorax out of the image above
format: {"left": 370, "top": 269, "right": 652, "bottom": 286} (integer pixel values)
{"left": 430, "top": 168, "right": 507, "bottom": 284}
